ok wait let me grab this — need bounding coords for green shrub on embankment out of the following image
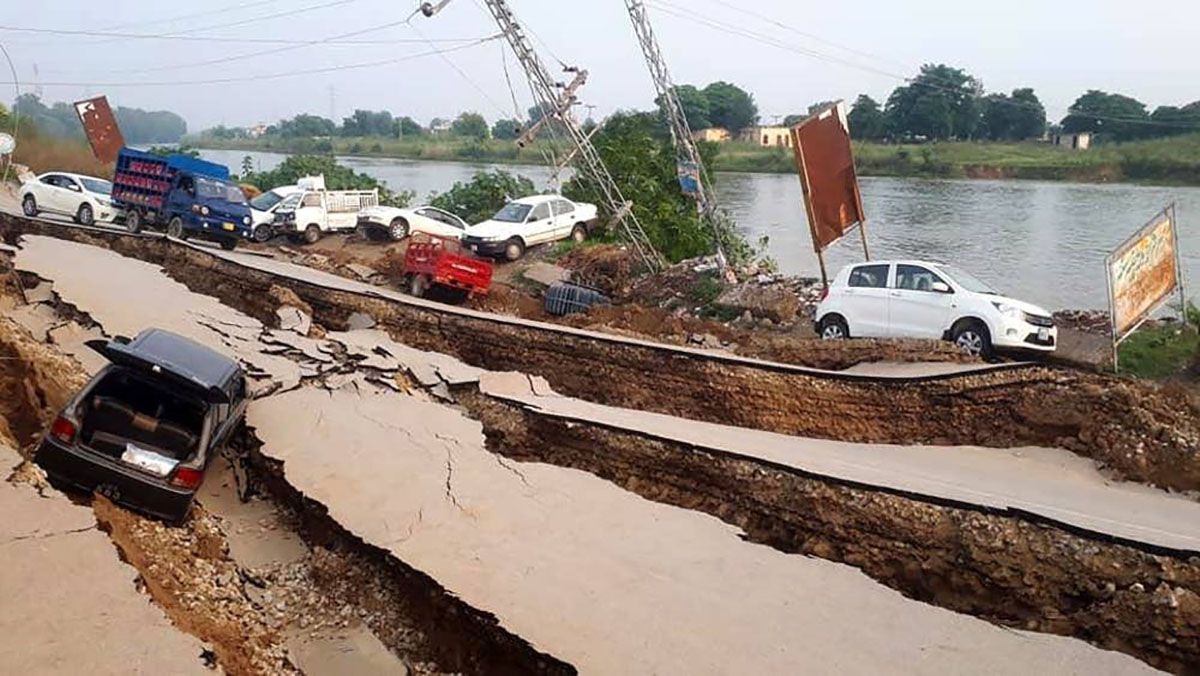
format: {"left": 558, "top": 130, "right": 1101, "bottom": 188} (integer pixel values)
{"left": 1118, "top": 304, "right": 1200, "bottom": 379}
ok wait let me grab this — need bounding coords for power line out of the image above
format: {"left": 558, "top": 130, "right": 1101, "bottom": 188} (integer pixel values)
{"left": 407, "top": 18, "right": 512, "bottom": 119}
{"left": 0, "top": 35, "right": 503, "bottom": 88}
{"left": 646, "top": 0, "right": 1200, "bottom": 131}
{"left": 0, "top": 25, "right": 480, "bottom": 46}
{"left": 83, "top": 17, "right": 421, "bottom": 75}
{"left": 102, "top": 0, "right": 285, "bottom": 32}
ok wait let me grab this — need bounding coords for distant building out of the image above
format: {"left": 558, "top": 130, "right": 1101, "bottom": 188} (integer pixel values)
{"left": 429, "top": 119, "right": 453, "bottom": 135}
{"left": 691, "top": 128, "right": 731, "bottom": 143}
{"left": 1051, "top": 131, "right": 1092, "bottom": 150}
{"left": 247, "top": 124, "right": 268, "bottom": 139}
{"left": 743, "top": 125, "right": 793, "bottom": 148}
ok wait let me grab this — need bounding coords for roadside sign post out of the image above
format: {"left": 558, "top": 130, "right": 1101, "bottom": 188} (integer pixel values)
{"left": 1105, "top": 203, "right": 1184, "bottom": 373}
{"left": 789, "top": 101, "right": 869, "bottom": 288}
{"left": 73, "top": 96, "right": 125, "bottom": 164}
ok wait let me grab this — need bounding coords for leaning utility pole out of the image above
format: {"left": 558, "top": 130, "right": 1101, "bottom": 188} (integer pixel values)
{"left": 624, "top": 0, "right": 732, "bottom": 271}
{"left": 420, "top": 0, "right": 663, "bottom": 270}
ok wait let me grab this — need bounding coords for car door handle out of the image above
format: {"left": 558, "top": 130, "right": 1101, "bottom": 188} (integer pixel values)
{"left": 889, "top": 291, "right": 901, "bottom": 297}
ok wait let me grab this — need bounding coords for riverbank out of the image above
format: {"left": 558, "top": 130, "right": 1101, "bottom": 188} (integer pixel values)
{"left": 191, "top": 133, "right": 1200, "bottom": 186}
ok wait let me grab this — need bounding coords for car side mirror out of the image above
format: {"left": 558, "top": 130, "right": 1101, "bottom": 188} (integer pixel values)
{"left": 68, "top": 184, "right": 81, "bottom": 192}
{"left": 931, "top": 281, "right": 952, "bottom": 294}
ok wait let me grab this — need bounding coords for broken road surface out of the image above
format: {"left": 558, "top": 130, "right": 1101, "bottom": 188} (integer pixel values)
{"left": 4, "top": 231, "right": 1181, "bottom": 672}
{"left": 0, "top": 447, "right": 211, "bottom": 674}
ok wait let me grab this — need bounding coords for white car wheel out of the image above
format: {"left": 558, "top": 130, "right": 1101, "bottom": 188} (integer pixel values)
{"left": 76, "top": 203, "right": 94, "bottom": 226}
{"left": 818, "top": 315, "right": 849, "bottom": 340}
{"left": 21, "top": 194, "right": 37, "bottom": 217}
{"left": 389, "top": 218, "right": 409, "bottom": 241}
{"left": 951, "top": 321, "right": 992, "bottom": 357}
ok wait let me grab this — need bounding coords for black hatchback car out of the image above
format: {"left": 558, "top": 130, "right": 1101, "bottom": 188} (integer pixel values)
{"left": 35, "top": 329, "right": 247, "bottom": 523}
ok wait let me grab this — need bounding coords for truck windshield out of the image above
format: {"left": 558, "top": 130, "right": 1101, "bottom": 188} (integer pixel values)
{"left": 196, "top": 177, "right": 248, "bottom": 204}
{"left": 250, "top": 191, "right": 284, "bottom": 211}
{"left": 80, "top": 178, "right": 113, "bottom": 195}
{"left": 493, "top": 202, "right": 532, "bottom": 223}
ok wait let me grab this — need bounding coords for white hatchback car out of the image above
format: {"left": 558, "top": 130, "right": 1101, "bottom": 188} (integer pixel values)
{"left": 814, "top": 260, "right": 1057, "bottom": 356}
{"left": 21, "top": 172, "right": 123, "bottom": 226}
{"left": 461, "top": 195, "right": 598, "bottom": 261}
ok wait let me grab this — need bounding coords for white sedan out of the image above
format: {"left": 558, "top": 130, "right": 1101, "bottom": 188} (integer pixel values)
{"left": 20, "top": 172, "right": 123, "bottom": 226}
{"left": 813, "top": 259, "right": 1057, "bottom": 357}
{"left": 357, "top": 205, "right": 468, "bottom": 241}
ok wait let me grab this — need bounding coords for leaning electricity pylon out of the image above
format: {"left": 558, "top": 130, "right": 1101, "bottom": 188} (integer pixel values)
{"left": 624, "top": 0, "right": 733, "bottom": 271}
{"left": 420, "top": 0, "right": 664, "bottom": 271}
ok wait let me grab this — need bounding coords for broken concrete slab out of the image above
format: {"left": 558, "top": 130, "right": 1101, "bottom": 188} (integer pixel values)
{"left": 47, "top": 321, "right": 108, "bottom": 375}
{"left": 9, "top": 302, "right": 60, "bottom": 341}
{"left": 21, "top": 281, "right": 54, "bottom": 304}
{"left": 521, "top": 262, "right": 571, "bottom": 287}
{"left": 325, "top": 329, "right": 484, "bottom": 387}
{"left": 346, "top": 311, "right": 377, "bottom": 330}
{"left": 249, "top": 387, "right": 1154, "bottom": 674}
{"left": 480, "top": 373, "right": 1200, "bottom": 554}
{"left": 286, "top": 624, "right": 408, "bottom": 676}
{"left": 713, "top": 283, "right": 800, "bottom": 324}
{"left": 0, "top": 479, "right": 212, "bottom": 674}
{"left": 14, "top": 236, "right": 303, "bottom": 391}
{"left": 263, "top": 330, "right": 334, "bottom": 363}
{"left": 342, "top": 263, "right": 380, "bottom": 282}
{"left": 276, "top": 306, "right": 312, "bottom": 336}
{"left": 198, "top": 458, "right": 307, "bottom": 570}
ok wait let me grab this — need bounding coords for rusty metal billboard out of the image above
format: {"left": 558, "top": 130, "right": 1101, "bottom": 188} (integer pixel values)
{"left": 1106, "top": 204, "right": 1184, "bottom": 348}
{"left": 790, "top": 101, "right": 866, "bottom": 255}
{"left": 73, "top": 96, "right": 124, "bottom": 164}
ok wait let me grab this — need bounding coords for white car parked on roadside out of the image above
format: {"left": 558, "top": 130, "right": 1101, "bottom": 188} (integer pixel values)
{"left": 357, "top": 205, "right": 469, "bottom": 241}
{"left": 20, "top": 172, "right": 123, "bottom": 226}
{"left": 461, "top": 194, "right": 598, "bottom": 261}
{"left": 814, "top": 260, "right": 1057, "bottom": 356}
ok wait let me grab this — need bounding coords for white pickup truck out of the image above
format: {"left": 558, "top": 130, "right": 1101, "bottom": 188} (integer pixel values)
{"left": 272, "top": 176, "right": 379, "bottom": 244}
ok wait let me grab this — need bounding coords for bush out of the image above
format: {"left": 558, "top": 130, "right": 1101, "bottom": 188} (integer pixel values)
{"left": 429, "top": 169, "right": 537, "bottom": 223}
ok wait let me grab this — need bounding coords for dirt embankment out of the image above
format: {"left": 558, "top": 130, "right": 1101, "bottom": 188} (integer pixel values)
{"left": 3, "top": 216, "right": 1194, "bottom": 493}
{"left": 462, "top": 390, "right": 1200, "bottom": 673}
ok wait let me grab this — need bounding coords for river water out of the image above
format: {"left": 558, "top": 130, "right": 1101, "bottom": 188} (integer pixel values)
{"left": 202, "top": 148, "right": 1200, "bottom": 311}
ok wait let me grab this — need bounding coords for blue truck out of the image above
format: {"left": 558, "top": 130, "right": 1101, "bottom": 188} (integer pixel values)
{"left": 111, "top": 148, "right": 253, "bottom": 250}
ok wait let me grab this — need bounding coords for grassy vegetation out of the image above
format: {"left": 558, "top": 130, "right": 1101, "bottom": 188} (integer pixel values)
{"left": 1117, "top": 305, "right": 1200, "bottom": 379}
{"left": 194, "top": 133, "right": 1200, "bottom": 186}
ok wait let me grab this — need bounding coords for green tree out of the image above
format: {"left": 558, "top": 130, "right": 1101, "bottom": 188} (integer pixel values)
{"left": 979, "top": 89, "right": 1045, "bottom": 141}
{"left": 782, "top": 114, "right": 806, "bottom": 127}
{"left": 563, "top": 112, "right": 733, "bottom": 263}
{"left": 243, "top": 154, "right": 413, "bottom": 206}
{"left": 670, "top": 84, "right": 712, "bottom": 129}
{"left": 491, "top": 118, "right": 522, "bottom": 140}
{"left": 271, "top": 114, "right": 337, "bottom": 138}
{"left": 847, "top": 95, "right": 886, "bottom": 140}
{"left": 806, "top": 100, "right": 837, "bottom": 116}
{"left": 702, "top": 81, "right": 758, "bottom": 134}
{"left": 450, "top": 112, "right": 489, "bottom": 140}
{"left": 884, "top": 64, "right": 982, "bottom": 140}
{"left": 340, "top": 109, "right": 395, "bottom": 137}
{"left": 428, "top": 170, "right": 535, "bottom": 224}
{"left": 1061, "top": 90, "right": 1149, "bottom": 142}
{"left": 1149, "top": 104, "right": 1200, "bottom": 137}
{"left": 396, "top": 116, "right": 425, "bottom": 137}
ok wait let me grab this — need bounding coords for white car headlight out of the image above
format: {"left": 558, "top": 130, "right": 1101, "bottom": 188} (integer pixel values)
{"left": 991, "top": 301, "right": 1021, "bottom": 319}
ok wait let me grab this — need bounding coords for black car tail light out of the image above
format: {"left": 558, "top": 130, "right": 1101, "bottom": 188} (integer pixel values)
{"left": 169, "top": 467, "right": 204, "bottom": 490}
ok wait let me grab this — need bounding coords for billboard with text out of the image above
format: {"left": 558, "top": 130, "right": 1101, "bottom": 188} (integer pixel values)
{"left": 1107, "top": 205, "right": 1181, "bottom": 341}
{"left": 789, "top": 101, "right": 865, "bottom": 252}
{"left": 74, "top": 96, "right": 124, "bottom": 164}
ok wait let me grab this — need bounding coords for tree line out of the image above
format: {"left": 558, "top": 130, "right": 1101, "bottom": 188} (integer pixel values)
{"left": 12, "top": 94, "right": 187, "bottom": 145}
{"left": 840, "top": 64, "right": 1200, "bottom": 143}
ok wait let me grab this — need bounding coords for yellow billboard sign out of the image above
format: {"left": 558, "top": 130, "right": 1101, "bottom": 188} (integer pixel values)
{"left": 1107, "top": 206, "right": 1181, "bottom": 340}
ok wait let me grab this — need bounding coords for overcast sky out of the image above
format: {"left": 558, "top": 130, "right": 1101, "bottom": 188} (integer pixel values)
{"left": 3, "top": 0, "right": 1197, "bottom": 131}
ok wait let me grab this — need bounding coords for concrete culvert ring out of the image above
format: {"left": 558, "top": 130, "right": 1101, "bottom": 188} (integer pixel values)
{"left": 952, "top": 320, "right": 992, "bottom": 358}
{"left": 819, "top": 315, "right": 849, "bottom": 340}
{"left": 390, "top": 218, "right": 409, "bottom": 241}
{"left": 76, "top": 204, "right": 94, "bottom": 226}
{"left": 166, "top": 217, "right": 185, "bottom": 240}
{"left": 21, "top": 194, "right": 37, "bottom": 217}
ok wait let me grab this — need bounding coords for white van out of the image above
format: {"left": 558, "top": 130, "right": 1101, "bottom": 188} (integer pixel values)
{"left": 273, "top": 179, "right": 380, "bottom": 244}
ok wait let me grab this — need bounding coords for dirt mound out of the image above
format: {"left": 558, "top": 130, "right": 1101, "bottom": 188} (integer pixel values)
{"left": 556, "top": 244, "right": 639, "bottom": 298}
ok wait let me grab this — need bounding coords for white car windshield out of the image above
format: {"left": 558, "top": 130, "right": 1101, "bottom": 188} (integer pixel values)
{"left": 937, "top": 264, "right": 998, "bottom": 294}
{"left": 80, "top": 178, "right": 112, "bottom": 195}
{"left": 250, "top": 191, "right": 286, "bottom": 211}
{"left": 493, "top": 202, "right": 532, "bottom": 223}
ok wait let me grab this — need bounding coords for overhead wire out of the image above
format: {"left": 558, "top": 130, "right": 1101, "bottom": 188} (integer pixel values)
{"left": 0, "top": 25, "right": 481, "bottom": 46}
{"left": 0, "top": 35, "right": 504, "bottom": 88}
{"left": 646, "top": 0, "right": 1200, "bottom": 131}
